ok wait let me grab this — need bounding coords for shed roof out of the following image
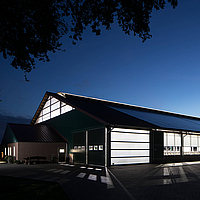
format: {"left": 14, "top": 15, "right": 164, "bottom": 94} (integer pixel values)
{"left": 31, "top": 91, "right": 200, "bottom": 132}
{"left": 8, "top": 123, "right": 67, "bottom": 143}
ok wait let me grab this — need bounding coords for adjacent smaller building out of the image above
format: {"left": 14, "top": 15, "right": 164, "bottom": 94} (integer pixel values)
{"left": 1, "top": 123, "right": 67, "bottom": 162}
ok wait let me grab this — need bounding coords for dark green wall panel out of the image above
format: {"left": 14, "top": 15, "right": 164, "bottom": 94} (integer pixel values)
{"left": 88, "top": 128, "right": 105, "bottom": 165}
{"left": 42, "top": 110, "right": 104, "bottom": 151}
{"left": 1, "top": 125, "right": 18, "bottom": 145}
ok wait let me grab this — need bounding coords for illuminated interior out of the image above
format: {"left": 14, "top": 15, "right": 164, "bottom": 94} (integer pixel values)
{"left": 13, "top": 146, "right": 15, "bottom": 157}
{"left": 35, "top": 96, "right": 74, "bottom": 124}
{"left": 164, "top": 132, "right": 181, "bottom": 155}
{"left": 164, "top": 132, "right": 200, "bottom": 156}
{"left": 183, "top": 134, "right": 200, "bottom": 155}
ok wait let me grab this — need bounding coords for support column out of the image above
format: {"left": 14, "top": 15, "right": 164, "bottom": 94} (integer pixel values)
{"left": 86, "top": 131, "right": 88, "bottom": 165}
{"left": 181, "top": 132, "right": 184, "bottom": 161}
{"left": 105, "top": 127, "right": 107, "bottom": 167}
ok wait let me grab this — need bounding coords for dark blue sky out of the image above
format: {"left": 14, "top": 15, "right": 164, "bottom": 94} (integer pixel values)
{"left": 1, "top": 1, "right": 200, "bottom": 142}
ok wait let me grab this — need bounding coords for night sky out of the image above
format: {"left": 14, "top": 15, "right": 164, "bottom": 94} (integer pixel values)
{"left": 1, "top": 1, "right": 200, "bottom": 142}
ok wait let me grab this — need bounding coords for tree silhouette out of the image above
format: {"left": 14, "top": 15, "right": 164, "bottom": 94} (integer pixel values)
{"left": 0, "top": 0, "right": 178, "bottom": 79}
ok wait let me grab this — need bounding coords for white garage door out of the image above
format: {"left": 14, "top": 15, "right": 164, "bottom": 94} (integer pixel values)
{"left": 111, "top": 128, "right": 150, "bottom": 165}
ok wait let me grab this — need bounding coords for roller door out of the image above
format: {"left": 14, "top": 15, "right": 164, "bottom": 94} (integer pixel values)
{"left": 111, "top": 128, "right": 150, "bottom": 165}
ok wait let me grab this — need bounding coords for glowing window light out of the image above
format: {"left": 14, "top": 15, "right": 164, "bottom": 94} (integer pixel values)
{"left": 5, "top": 148, "right": 6, "bottom": 156}
{"left": 51, "top": 109, "right": 60, "bottom": 118}
{"left": 191, "top": 135, "right": 198, "bottom": 146}
{"left": 43, "top": 100, "right": 50, "bottom": 108}
{"left": 51, "top": 97, "right": 59, "bottom": 105}
{"left": 184, "top": 135, "right": 190, "bottom": 146}
{"left": 167, "top": 133, "right": 174, "bottom": 146}
{"left": 59, "top": 149, "right": 65, "bottom": 153}
{"left": 61, "top": 105, "right": 73, "bottom": 114}
{"left": 13, "top": 146, "right": 15, "bottom": 157}
{"left": 43, "top": 107, "right": 50, "bottom": 115}
{"left": 43, "top": 113, "right": 50, "bottom": 121}
{"left": 51, "top": 101, "right": 60, "bottom": 111}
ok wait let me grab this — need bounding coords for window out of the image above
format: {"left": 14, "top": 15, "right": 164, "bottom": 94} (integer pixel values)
{"left": 35, "top": 96, "right": 75, "bottom": 124}
{"left": 164, "top": 133, "right": 181, "bottom": 156}
{"left": 59, "top": 149, "right": 65, "bottom": 153}
{"left": 183, "top": 134, "right": 200, "bottom": 155}
{"left": 13, "top": 146, "right": 15, "bottom": 157}
{"left": 99, "top": 145, "right": 103, "bottom": 150}
{"left": 94, "top": 145, "right": 98, "bottom": 151}
{"left": 89, "top": 146, "right": 93, "bottom": 151}
{"left": 5, "top": 147, "right": 6, "bottom": 156}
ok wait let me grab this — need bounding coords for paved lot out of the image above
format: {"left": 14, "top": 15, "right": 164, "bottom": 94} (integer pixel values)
{"left": 1, "top": 161, "right": 200, "bottom": 200}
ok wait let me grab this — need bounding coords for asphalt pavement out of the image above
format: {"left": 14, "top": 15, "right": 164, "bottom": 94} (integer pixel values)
{"left": 1, "top": 161, "right": 200, "bottom": 200}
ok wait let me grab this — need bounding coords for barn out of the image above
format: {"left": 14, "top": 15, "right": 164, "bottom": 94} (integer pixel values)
{"left": 2, "top": 91, "right": 200, "bottom": 166}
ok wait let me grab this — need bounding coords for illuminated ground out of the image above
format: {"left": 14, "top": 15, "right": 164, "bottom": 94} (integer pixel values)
{"left": 1, "top": 162, "right": 200, "bottom": 199}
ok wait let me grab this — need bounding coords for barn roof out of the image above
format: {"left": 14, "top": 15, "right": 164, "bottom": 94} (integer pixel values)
{"left": 31, "top": 91, "right": 200, "bottom": 132}
{"left": 7, "top": 123, "right": 67, "bottom": 143}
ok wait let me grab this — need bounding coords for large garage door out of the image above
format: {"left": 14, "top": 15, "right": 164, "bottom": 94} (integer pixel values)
{"left": 111, "top": 128, "right": 150, "bottom": 165}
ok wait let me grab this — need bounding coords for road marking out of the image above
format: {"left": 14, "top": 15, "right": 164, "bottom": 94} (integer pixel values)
{"left": 80, "top": 166, "right": 86, "bottom": 169}
{"left": 88, "top": 174, "right": 97, "bottom": 181}
{"left": 87, "top": 167, "right": 93, "bottom": 170}
{"left": 60, "top": 170, "right": 70, "bottom": 174}
{"left": 95, "top": 168, "right": 102, "bottom": 171}
{"left": 77, "top": 172, "right": 86, "bottom": 178}
{"left": 47, "top": 169, "right": 57, "bottom": 172}
{"left": 52, "top": 169, "right": 63, "bottom": 173}
{"left": 62, "top": 164, "right": 75, "bottom": 167}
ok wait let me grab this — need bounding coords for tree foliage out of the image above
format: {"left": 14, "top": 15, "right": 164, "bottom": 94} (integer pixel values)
{"left": 0, "top": 0, "right": 178, "bottom": 79}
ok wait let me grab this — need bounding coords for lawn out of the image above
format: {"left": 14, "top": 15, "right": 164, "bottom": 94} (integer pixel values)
{"left": 0, "top": 175, "right": 71, "bottom": 200}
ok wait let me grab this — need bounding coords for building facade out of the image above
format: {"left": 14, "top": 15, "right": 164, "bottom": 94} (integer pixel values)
{"left": 2, "top": 91, "right": 200, "bottom": 166}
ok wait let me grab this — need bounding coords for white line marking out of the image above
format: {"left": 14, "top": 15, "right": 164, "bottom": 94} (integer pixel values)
{"left": 47, "top": 169, "right": 57, "bottom": 172}
{"left": 87, "top": 167, "right": 93, "bottom": 170}
{"left": 52, "top": 169, "right": 63, "bottom": 173}
{"left": 77, "top": 172, "right": 86, "bottom": 178}
{"left": 60, "top": 170, "right": 70, "bottom": 174}
{"left": 88, "top": 174, "right": 97, "bottom": 181}
{"left": 80, "top": 166, "right": 86, "bottom": 169}
{"left": 95, "top": 168, "right": 102, "bottom": 171}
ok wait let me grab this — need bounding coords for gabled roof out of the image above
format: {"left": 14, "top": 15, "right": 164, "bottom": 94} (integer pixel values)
{"left": 31, "top": 91, "right": 200, "bottom": 132}
{"left": 8, "top": 123, "right": 67, "bottom": 143}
